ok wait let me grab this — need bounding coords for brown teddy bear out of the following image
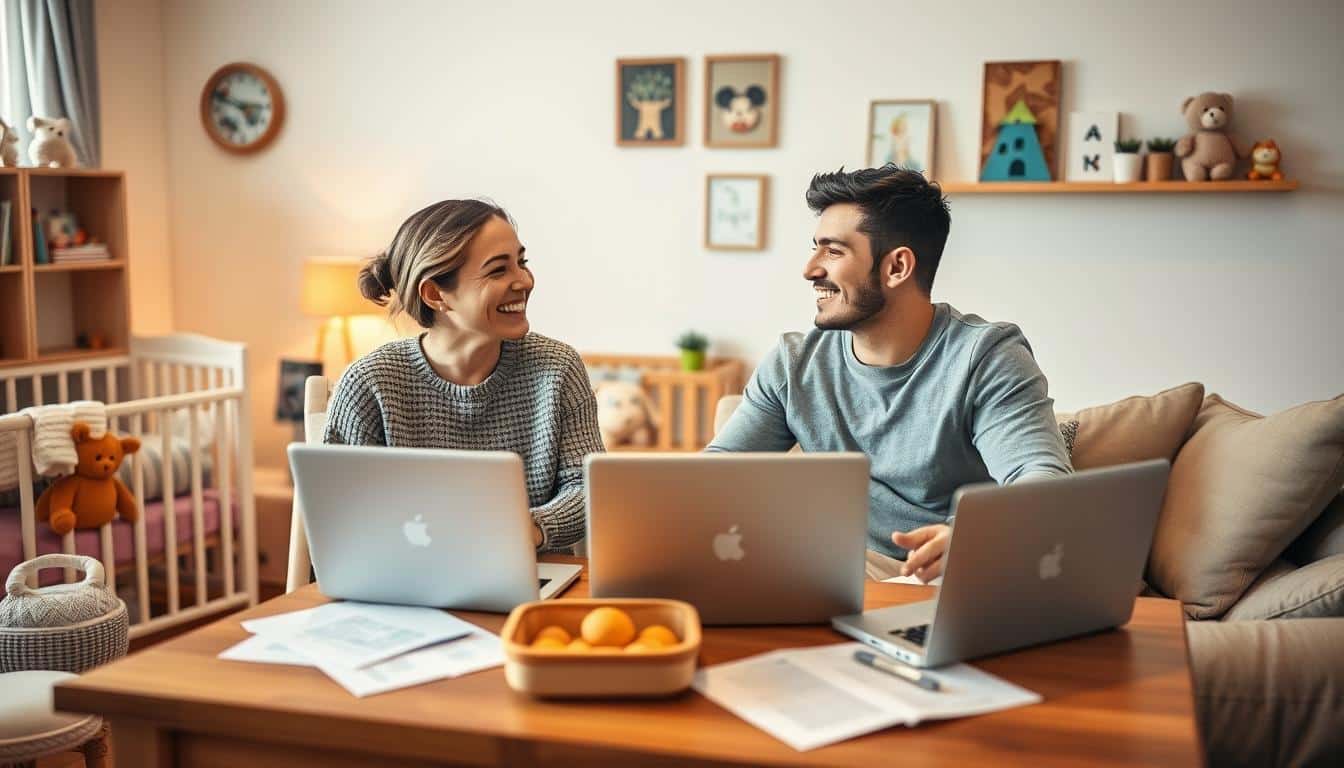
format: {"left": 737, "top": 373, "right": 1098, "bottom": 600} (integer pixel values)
{"left": 36, "top": 422, "right": 141, "bottom": 535}
{"left": 1175, "top": 92, "right": 1244, "bottom": 181}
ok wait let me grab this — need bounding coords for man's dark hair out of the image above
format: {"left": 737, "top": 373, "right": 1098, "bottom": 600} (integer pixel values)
{"left": 805, "top": 165, "right": 951, "bottom": 294}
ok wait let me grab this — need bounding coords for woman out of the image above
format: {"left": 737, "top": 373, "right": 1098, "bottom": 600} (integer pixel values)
{"left": 323, "top": 199, "right": 604, "bottom": 552}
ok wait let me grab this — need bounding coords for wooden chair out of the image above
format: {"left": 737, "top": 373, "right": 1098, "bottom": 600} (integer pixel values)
{"left": 284, "top": 376, "right": 331, "bottom": 593}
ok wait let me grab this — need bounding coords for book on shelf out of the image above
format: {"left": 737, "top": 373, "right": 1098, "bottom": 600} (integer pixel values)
{"left": 32, "top": 209, "right": 48, "bottom": 264}
{"left": 0, "top": 201, "right": 11, "bottom": 266}
{"left": 51, "top": 243, "right": 111, "bottom": 263}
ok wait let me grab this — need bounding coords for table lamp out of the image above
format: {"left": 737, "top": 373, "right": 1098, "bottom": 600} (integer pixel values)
{"left": 301, "top": 260, "right": 372, "bottom": 365}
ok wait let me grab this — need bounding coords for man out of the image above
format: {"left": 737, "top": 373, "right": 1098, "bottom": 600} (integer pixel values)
{"left": 708, "top": 165, "right": 1071, "bottom": 582}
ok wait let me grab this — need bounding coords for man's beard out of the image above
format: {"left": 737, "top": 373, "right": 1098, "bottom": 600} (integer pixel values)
{"left": 814, "top": 273, "right": 886, "bottom": 331}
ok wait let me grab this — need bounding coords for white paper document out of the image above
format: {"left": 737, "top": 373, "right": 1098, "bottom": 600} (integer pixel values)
{"left": 318, "top": 632, "right": 506, "bottom": 698}
{"left": 693, "top": 642, "right": 1040, "bottom": 752}
{"left": 882, "top": 575, "right": 943, "bottom": 586}
{"left": 218, "top": 634, "right": 316, "bottom": 666}
{"left": 239, "top": 601, "right": 477, "bottom": 669}
{"left": 221, "top": 601, "right": 506, "bottom": 697}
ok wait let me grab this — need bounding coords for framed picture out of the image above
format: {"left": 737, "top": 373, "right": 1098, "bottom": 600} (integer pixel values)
{"left": 867, "top": 100, "right": 936, "bottom": 176}
{"left": 705, "top": 174, "right": 768, "bottom": 250}
{"left": 275, "top": 359, "right": 323, "bottom": 422}
{"left": 978, "top": 60, "right": 1062, "bottom": 181}
{"left": 616, "top": 57, "right": 685, "bottom": 147}
{"left": 704, "top": 54, "right": 780, "bottom": 148}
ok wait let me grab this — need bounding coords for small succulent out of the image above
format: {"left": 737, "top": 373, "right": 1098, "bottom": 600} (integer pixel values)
{"left": 675, "top": 331, "right": 708, "bottom": 352}
{"left": 1146, "top": 137, "right": 1177, "bottom": 153}
{"left": 1114, "top": 138, "right": 1143, "bottom": 153}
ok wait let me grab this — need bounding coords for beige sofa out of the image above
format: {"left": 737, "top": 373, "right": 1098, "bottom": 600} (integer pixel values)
{"left": 714, "top": 384, "right": 1344, "bottom": 767}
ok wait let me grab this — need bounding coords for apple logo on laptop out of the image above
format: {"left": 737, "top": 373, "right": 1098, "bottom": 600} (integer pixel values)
{"left": 713, "top": 524, "right": 745, "bottom": 561}
{"left": 1038, "top": 543, "right": 1063, "bottom": 580}
{"left": 403, "top": 514, "right": 432, "bottom": 548}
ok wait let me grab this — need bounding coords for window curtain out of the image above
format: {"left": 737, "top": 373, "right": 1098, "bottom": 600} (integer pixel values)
{"left": 2, "top": 0, "right": 99, "bottom": 167}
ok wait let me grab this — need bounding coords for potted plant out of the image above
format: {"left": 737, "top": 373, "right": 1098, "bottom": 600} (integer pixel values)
{"left": 1113, "top": 138, "right": 1143, "bottom": 183}
{"left": 676, "top": 331, "right": 708, "bottom": 372}
{"left": 1145, "top": 137, "right": 1177, "bottom": 181}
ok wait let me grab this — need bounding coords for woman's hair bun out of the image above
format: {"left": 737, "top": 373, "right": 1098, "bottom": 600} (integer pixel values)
{"left": 358, "top": 251, "right": 395, "bottom": 305}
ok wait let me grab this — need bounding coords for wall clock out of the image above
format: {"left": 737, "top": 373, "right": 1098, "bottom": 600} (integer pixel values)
{"left": 200, "top": 62, "right": 285, "bottom": 154}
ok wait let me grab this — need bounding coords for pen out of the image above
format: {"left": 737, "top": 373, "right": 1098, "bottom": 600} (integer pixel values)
{"left": 853, "top": 650, "right": 941, "bottom": 692}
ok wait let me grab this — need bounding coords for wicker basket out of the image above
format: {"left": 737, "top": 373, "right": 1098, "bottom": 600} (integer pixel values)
{"left": 0, "top": 554, "right": 129, "bottom": 674}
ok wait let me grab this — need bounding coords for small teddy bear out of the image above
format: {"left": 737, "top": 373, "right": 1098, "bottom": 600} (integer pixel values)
{"left": 1247, "top": 139, "right": 1283, "bottom": 181}
{"left": 0, "top": 118, "right": 18, "bottom": 167}
{"left": 27, "top": 116, "right": 79, "bottom": 168}
{"left": 36, "top": 422, "right": 141, "bottom": 535}
{"left": 594, "top": 380, "right": 659, "bottom": 448}
{"left": 1174, "top": 93, "right": 1243, "bottom": 181}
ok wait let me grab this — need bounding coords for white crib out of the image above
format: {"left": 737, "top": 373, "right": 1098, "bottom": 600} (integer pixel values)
{"left": 0, "top": 334, "right": 257, "bottom": 639}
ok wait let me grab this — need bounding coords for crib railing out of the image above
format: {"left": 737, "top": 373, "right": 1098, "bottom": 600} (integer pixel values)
{"left": 0, "top": 334, "right": 257, "bottom": 639}
{"left": 582, "top": 353, "right": 745, "bottom": 451}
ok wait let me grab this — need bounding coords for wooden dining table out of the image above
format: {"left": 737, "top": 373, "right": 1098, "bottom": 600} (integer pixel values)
{"left": 55, "top": 556, "right": 1202, "bottom": 766}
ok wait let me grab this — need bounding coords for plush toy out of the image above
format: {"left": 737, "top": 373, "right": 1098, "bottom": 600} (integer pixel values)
{"left": 26, "top": 116, "right": 79, "bottom": 168}
{"left": 594, "top": 380, "right": 659, "bottom": 448}
{"left": 1247, "top": 139, "right": 1283, "bottom": 181}
{"left": 0, "top": 118, "right": 18, "bottom": 167}
{"left": 35, "top": 422, "right": 140, "bottom": 535}
{"left": 1174, "top": 93, "right": 1243, "bottom": 181}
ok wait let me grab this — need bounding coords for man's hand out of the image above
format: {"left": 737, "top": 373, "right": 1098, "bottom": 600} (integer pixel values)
{"left": 891, "top": 524, "right": 951, "bottom": 583}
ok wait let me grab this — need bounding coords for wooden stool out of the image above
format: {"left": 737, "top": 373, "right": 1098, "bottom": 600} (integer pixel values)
{"left": 0, "top": 671, "right": 109, "bottom": 768}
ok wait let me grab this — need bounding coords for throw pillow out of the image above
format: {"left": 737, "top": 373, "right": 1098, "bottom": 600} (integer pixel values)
{"left": 1058, "top": 419, "right": 1079, "bottom": 457}
{"left": 1149, "top": 394, "right": 1344, "bottom": 620}
{"left": 1056, "top": 382, "right": 1204, "bottom": 470}
{"left": 1222, "top": 555, "right": 1344, "bottom": 620}
{"left": 1286, "top": 491, "right": 1344, "bottom": 565}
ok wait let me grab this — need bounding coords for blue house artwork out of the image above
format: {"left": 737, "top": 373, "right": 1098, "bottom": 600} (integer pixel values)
{"left": 980, "top": 99, "right": 1051, "bottom": 182}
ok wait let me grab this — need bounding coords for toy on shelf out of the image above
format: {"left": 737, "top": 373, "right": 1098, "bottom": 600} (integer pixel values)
{"left": 26, "top": 116, "right": 79, "bottom": 168}
{"left": 1247, "top": 140, "right": 1283, "bottom": 181}
{"left": 0, "top": 118, "right": 18, "bottom": 166}
{"left": 1174, "top": 93, "right": 1243, "bottom": 182}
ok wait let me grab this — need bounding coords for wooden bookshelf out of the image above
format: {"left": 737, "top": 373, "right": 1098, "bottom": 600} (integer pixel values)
{"left": 0, "top": 168, "right": 130, "bottom": 367}
{"left": 939, "top": 180, "right": 1299, "bottom": 194}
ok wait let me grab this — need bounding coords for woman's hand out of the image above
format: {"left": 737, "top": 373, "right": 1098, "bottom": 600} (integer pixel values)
{"left": 532, "top": 523, "right": 543, "bottom": 548}
{"left": 892, "top": 524, "right": 951, "bottom": 583}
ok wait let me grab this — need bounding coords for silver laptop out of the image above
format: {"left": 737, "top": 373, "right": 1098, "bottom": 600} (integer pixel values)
{"left": 832, "top": 459, "right": 1170, "bottom": 667}
{"left": 287, "top": 444, "right": 581, "bottom": 613}
{"left": 586, "top": 453, "right": 869, "bottom": 625}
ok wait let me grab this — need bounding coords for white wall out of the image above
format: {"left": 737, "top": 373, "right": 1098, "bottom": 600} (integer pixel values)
{"left": 152, "top": 0, "right": 1344, "bottom": 468}
{"left": 97, "top": 0, "right": 174, "bottom": 334}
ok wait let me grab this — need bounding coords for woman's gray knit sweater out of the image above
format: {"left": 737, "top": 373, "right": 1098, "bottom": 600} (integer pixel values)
{"left": 322, "top": 332, "right": 604, "bottom": 551}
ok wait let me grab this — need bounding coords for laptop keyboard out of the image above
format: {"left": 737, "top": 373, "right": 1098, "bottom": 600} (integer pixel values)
{"left": 889, "top": 624, "right": 929, "bottom": 646}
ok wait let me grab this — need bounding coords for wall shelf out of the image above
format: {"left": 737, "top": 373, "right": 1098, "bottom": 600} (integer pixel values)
{"left": 939, "top": 180, "right": 1299, "bottom": 194}
{"left": 35, "top": 346, "right": 130, "bottom": 363}
{"left": 33, "top": 261, "right": 126, "bottom": 273}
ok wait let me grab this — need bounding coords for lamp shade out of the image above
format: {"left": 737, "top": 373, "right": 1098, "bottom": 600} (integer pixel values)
{"left": 301, "top": 261, "right": 373, "bottom": 317}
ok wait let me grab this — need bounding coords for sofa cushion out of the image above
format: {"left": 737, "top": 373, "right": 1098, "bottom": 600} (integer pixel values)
{"left": 1286, "top": 491, "right": 1344, "bottom": 566}
{"left": 1223, "top": 556, "right": 1344, "bottom": 620}
{"left": 1149, "top": 394, "right": 1344, "bottom": 620}
{"left": 1187, "top": 618, "right": 1344, "bottom": 768}
{"left": 1055, "top": 382, "right": 1204, "bottom": 470}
